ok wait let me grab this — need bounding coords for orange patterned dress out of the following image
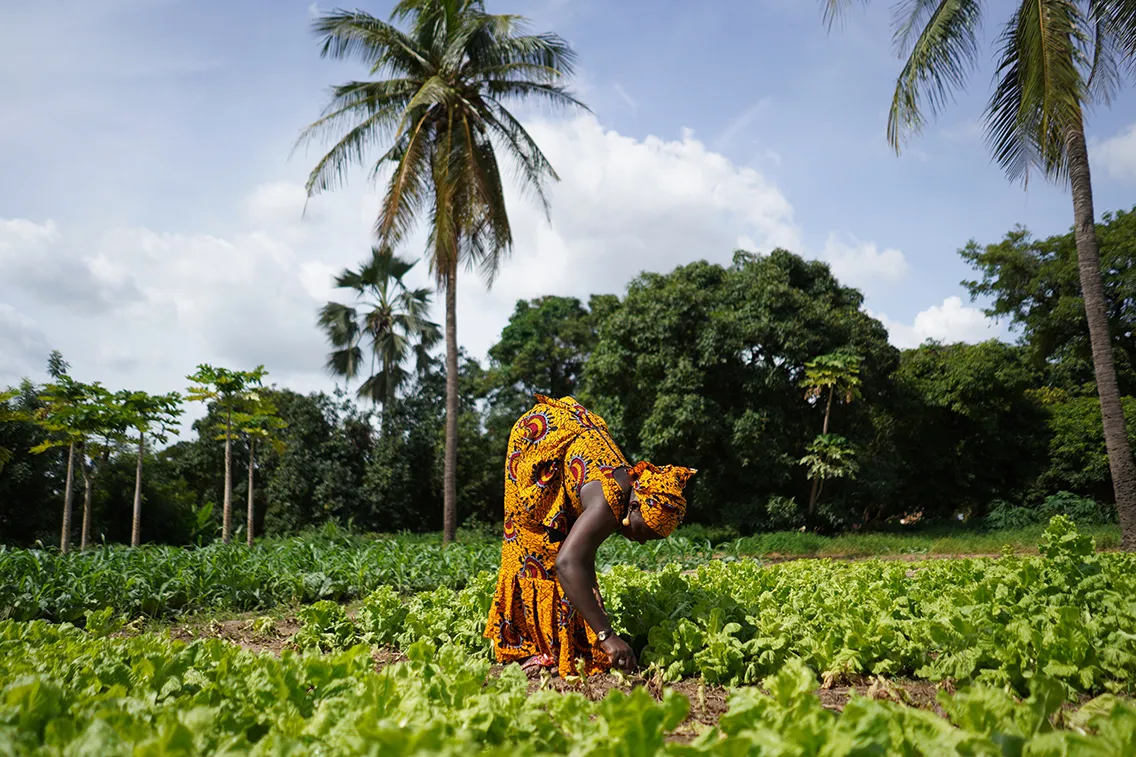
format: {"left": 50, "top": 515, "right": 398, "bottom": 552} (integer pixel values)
{"left": 483, "top": 395, "right": 630, "bottom": 677}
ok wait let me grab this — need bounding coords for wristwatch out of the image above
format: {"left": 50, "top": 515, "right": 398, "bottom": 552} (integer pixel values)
{"left": 597, "top": 629, "right": 614, "bottom": 643}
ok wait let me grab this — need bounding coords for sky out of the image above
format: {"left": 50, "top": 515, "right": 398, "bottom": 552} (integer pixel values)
{"left": 3, "top": 0, "right": 1136, "bottom": 419}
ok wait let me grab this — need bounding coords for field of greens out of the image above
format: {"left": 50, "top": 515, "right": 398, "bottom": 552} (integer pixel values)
{"left": 3, "top": 518, "right": 1136, "bottom": 754}
{"left": 1, "top": 522, "right": 1122, "bottom": 624}
{"left": 6, "top": 621, "right": 1136, "bottom": 755}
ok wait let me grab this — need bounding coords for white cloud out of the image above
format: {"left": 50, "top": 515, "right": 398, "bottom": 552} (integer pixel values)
{"left": 820, "top": 233, "right": 908, "bottom": 293}
{"left": 0, "top": 114, "right": 884, "bottom": 409}
{"left": 0, "top": 305, "right": 50, "bottom": 379}
{"left": 1094, "top": 123, "right": 1136, "bottom": 182}
{"left": 453, "top": 114, "right": 801, "bottom": 358}
{"left": 869, "top": 296, "right": 1001, "bottom": 349}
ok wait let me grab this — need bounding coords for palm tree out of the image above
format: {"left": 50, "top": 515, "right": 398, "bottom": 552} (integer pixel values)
{"left": 297, "top": 0, "right": 584, "bottom": 544}
{"left": 824, "top": 0, "right": 1136, "bottom": 551}
{"left": 319, "top": 247, "right": 440, "bottom": 411}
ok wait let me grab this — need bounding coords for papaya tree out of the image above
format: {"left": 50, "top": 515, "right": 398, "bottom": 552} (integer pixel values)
{"left": 34, "top": 378, "right": 123, "bottom": 551}
{"left": 233, "top": 397, "right": 286, "bottom": 547}
{"left": 799, "top": 434, "right": 860, "bottom": 519}
{"left": 186, "top": 365, "right": 267, "bottom": 544}
{"left": 801, "top": 352, "right": 862, "bottom": 520}
{"left": 119, "top": 390, "right": 183, "bottom": 546}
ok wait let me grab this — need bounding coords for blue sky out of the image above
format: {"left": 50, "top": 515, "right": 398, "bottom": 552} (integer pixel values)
{"left": 3, "top": 0, "right": 1136, "bottom": 405}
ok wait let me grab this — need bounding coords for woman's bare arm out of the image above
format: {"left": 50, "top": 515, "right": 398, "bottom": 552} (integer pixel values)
{"left": 555, "top": 480, "right": 619, "bottom": 635}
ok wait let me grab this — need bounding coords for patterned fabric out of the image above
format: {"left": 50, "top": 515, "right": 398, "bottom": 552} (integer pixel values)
{"left": 484, "top": 395, "right": 630, "bottom": 677}
{"left": 627, "top": 461, "right": 697, "bottom": 537}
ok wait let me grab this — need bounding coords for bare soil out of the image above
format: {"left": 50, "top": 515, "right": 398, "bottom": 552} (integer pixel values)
{"left": 164, "top": 615, "right": 302, "bottom": 656}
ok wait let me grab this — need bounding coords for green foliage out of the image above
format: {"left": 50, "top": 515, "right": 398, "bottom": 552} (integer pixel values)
{"left": 802, "top": 351, "right": 862, "bottom": 407}
{"left": 487, "top": 295, "right": 608, "bottom": 412}
{"left": 1035, "top": 392, "right": 1136, "bottom": 502}
{"left": 991, "top": 492, "right": 1116, "bottom": 530}
{"left": 798, "top": 434, "right": 858, "bottom": 482}
{"left": 118, "top": 390, "right": 183, "bottom": 442}
{"left": 891, "top": 341, "right": 1049, "bottom": 518}
{"left": 3, "top": 619, "right": 1135, "bottom": 754}
{"left": 292, "top": 600, "right": 357, "bottom": 652}
{"left": 289, "top": 519, "right": 1136, "bottom": 697}
{"left": 962, "top": 208, "right": 1136, "bottom": 393}
{"left": 583, "top": 250, "right": 898, "bottom": 531}
{"left": 185, "top": 364, "right": 267, "bottom": 441}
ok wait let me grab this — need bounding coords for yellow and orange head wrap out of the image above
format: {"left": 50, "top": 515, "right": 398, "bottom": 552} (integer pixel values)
{"left": 622, "top": 461, "right": 697, "bottom": 537}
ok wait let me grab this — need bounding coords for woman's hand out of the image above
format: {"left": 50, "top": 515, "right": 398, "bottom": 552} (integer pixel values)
{"left": 599, "top": 634, "right": 637, "bottom": 672}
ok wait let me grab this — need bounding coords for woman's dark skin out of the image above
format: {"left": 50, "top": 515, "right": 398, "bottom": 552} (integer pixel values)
{"left": 554, "top": 466, "right": 663, "bottom": 672}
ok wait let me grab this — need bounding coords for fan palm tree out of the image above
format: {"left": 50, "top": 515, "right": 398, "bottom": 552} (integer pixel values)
{"left": 319, "top": 247, "right": 441, "bottom": 410}
{"left": 297, "top": 0, "right": 584, "bottom": 544}
{"left": 824, "top": 0, "right": 1136, "bottom": 550}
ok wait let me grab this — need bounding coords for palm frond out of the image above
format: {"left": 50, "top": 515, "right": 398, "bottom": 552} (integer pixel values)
{"left": 1091, "top": 0, "right": 1136, "bottom": 65}
{"left": 1084, "top": 10, "right": 1122, "bottom": 102}
{"left": 318, "top": 302, "right": 360, "bottom": 344}
{"left": 473, "top": 32, "right": 579, "bottom": 80}
{"left": 887, "top": 0, "right": 983, "bottom": 150}
{"left": 325, "top": 346, "right": 366, "bottom": 380}
{"left": 481, "top": 99, "right": 557, "bottom": 218}
{"left": 377, "top": 114, "right": 435, "bottom": 244}
{"left": 297, "top": 94, "right": 410, "bottom": 197}
{"left": 312, "top": 10, "right": 431, "bottom": 77}
{"left": 822, "top": 0, "right": 869, "bottom": 29}
{"left": 984, "top": 0, "right": 1089, "bottom": 186}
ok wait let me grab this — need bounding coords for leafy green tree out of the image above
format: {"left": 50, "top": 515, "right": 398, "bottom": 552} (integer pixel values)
{"left": 34, "top": 376, "right": 97, "bottom": 553}
{"left": 0, "top": 381, "right": 59, "bottom": 545}
{"left": 489, "top": 296, "right": 606, "bottom": 399}
{"left": 801, "top": 352, "right": 862, "bottom": 520}
{"left": 256, "top": 388, "right": 375, "bottom": 535}
{"left": 75, "top": 387, "right": 129, "bottom": 551}
{"left": 319, "top": 247, "right": 440, "bottom": 411}
{"left": 584, "top": 250, "right": 898, "bottom": 531}
{"left": 961, "top": 207, "right": 1136, "bottom": 394}
{"left": 186, "top": 365, "right": 267, "bottom": 544}
{"left": 233, "top": 398, "right": 287, "bottom": 547}
{"left": 892, "top": 341, "right": 1049, "bottom": 518}
{"left": 0, "top": 389, "right": 23, "bottom": 473}
{"left": 823, "top": 0, "right": 1136, "bottom": 550}
{"left": 118, "top": 391, "right": 183, "bottom": 547}
{"left": 34, "top": 380, "right": 127, "bottom": 551}
{"left": 1031, "top": 387, "right": 1136, "bottom": 502}
{"left": 297, "top": 0, "right": 583, "bottom": 545}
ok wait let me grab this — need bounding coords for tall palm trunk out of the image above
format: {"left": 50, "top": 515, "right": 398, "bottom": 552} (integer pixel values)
{"left": 443, "top": 262, "right": 459, "bottom": 546}
{"left": 131, "top": 431, "right": 144, "bottom": 547}
{"left": 1065, "top": 119, "right": 1136, "bottom": 551}
{"left": 246, "top": 438, "right": 256, "bottom": 548}
{"left": 223, "top": 410, "right": 233, "bottom": 545}
{"left": 807, "top": 387, "right": 836, "bottom": 522}
{"left": 60, "top": 441, "right": 76, "bottom": 553}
